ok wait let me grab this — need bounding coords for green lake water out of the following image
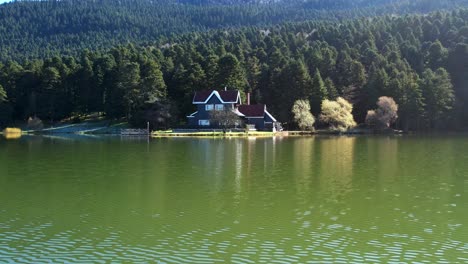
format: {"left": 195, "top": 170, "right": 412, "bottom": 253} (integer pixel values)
{"left": 0, "top": 135, "right": 467, "bottom": 263}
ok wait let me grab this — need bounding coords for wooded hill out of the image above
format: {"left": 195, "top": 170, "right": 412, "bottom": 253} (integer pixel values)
{"left": 0, "top": 0, "right": 466, "bottom": 61}
{"left": 0, "top": 5, "right": 467, "bottom": 131}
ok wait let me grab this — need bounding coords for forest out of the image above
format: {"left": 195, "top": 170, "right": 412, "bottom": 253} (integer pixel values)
{"left": 0, "top": 4, "right": 467, "bottom": 131}
{"left": 0, "top": 0, "right": 467, "bottom": 60}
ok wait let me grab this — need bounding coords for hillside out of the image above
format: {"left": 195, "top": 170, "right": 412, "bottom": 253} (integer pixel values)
{"left": 0, "top": 0, "right": 467, "bottom": 60}
{"left": 1, "top": 9, "right": 467, "bottom": 131}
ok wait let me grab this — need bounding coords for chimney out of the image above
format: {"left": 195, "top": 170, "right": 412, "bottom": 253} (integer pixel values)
{"left": 247, "top": 92, "right": 250, "bottom": 105}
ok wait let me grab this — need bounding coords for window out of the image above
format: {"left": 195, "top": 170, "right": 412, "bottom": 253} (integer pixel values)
{"left": 199, "top": 120, "right": 210, "bottom": 126}
{"left": 205, "top": 104, "right": 214, "bottom": 111}
{"left": 215, "top": 104, "right": 224, "bottom": 111}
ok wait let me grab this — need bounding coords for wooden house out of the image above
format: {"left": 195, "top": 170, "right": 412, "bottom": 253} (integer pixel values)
{"left": 187, "top": 89, "right": 278, "bottom": 130}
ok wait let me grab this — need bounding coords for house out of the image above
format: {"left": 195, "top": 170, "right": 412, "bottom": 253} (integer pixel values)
{"left": 187, "top": 89, "right": 278, "bottom": 130}
{"left": 238, "top": 104, "right": 277, "bottom": 130}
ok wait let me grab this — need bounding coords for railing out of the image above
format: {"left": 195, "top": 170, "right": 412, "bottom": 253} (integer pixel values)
{"left": 246, "top": 124, "right": 257, "bottom": 131}
{"left": 120, "top": 129, "right": 149, "bottom": 135}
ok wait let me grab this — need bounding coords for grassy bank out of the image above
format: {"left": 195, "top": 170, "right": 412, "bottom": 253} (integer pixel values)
{"left": 151, "top": 128, "right": 406, "bottom": 138}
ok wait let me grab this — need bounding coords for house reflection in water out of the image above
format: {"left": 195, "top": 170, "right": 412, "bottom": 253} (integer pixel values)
{"left": 188, "top": 137, "right": 280, "bottom": 202}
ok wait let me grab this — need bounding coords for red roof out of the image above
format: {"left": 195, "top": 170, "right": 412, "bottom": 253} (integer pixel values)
{"left": 219, "top": 90, "right": 240, "bottom": 102}
{"left": 238, "top": 104, "right": 265, "bottom": 117}
{"left": 193, "top": 90, "right": 240, "bottom": 103}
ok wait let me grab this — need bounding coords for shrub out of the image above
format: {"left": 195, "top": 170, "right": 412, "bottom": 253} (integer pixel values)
{"left": 292, "top": 100, "right": 315, "bottom": 131}
{"left": 319, "top": 97, "right": 356, "bottom": 131}
{"left": 3, "top": 128, "right": 21, "bottom": 134}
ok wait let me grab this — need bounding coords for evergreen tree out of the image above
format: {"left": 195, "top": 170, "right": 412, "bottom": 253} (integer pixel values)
{"left": 447, "top": 43, "right": 468, "bottom": 126}
{"left": 215, "top": 53, "right": 246, "bottom": 90}
{"left": 0, "top": 84, "right": 6, "bottom": 103}
{"left": 121, "top": 62, "right": 141, "bottom": 119}
{"left": 187, "top": 62, "right": 207, "bottom": 91}
{"left": 324, "top": 77, "right": 338, "bottom": 100}
{"left": 358, "top": 66, "right": 390, "bottom": 122}
{"left": 310, "top": 68, "right": 328, "bottom": 115}
{"left": 203, "top": 54, "right": 219, "bottom": 89}
{"left": 425, "top": 40, "right": 448, "bottom": 70}
{"left": 76, "top": 51, "right": 95, "bottom": 114}
{"left": 140, "top": 60, "right": 167, "bottom": 103}
{"left": 0, "top": 84, "right": 11, "bottom": 127}
{"left": 246, "top": 56, "right": 261, "bottom": 94}
{"left": 38, "top": 66, "right": 61, "bottom": 121}
{"left": 0, "top": 8, "right": 466, "bottom": 130}
{"left": 105, "top": 61, "right": 140, "bottom": 119}
{"left": 390, "top": 71, "right": 425, "bottom": 131}
{"left": 420, "top": 68, "right": 455, "bottom": 129}
{"left": 272, "top": 60, "right": 313, "bottom": 121}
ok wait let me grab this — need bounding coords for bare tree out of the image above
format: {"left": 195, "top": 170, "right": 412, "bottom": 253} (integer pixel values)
{"left": 27, "top": 117, "right": 44, "bottom": 130}
{"left": 210, "top": 109, "right": 241, "bottom": 132}
{"left": 366, "top": 96, "right": 398, "bottom": 130}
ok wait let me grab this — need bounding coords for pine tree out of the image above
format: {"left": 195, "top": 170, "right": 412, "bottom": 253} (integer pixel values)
{"left": 360, "top": 66, "right": 390, "bottom": 122}
{"left": 246, "top": 56, "right": 261, "bottom": 94}
{"left": 39, "top": 66, "right": 62, "bottom": 121}
{"left": 203, "top": 54, "right": 219, "bottom": 89}
{"left": 310, "top": 68, "right": 328, "bottom": 115}
{"left": 270, "top": 60, "right": 314, "bottom": 122}
{"left": 425, "top": 40, "right": 448, "bottom": 70}
{"left": 324, "top": 77, "right": 338, "bottom": 100}
{"left": 447, "top": 43, "right": 468, "bottom": 126}
{"left": 187, "top": 62, "right": 207, "bottom": 91}
{"left": 215, "top": 53, "right": 246, "bottom": 90}
{"left": 140, "top": 60, "right": 167, "bottom": 104}
{"left": 121, "top": 62, "right": 141, "bottom": 119}
{"left": 420, "top": 68, "right": 455, "bottom": 129}
{"left": 76, "top": 51, "right": 95, "bottom": 114}
{"left": 0, "top": 84, "right": 11, "bottom": 127}
{"left": 0, "top": 84, "right": 6, "bottom": 103}
{"left": 390, "top": 71, "right": 425, "bottom": 131}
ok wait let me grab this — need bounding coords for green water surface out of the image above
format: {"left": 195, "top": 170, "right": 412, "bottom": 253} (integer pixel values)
{"left": 0, "top": 135, "right": 467, "bottom": 263}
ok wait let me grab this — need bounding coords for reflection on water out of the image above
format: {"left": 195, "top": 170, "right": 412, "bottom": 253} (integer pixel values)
{"left": 318, "top": 136, "right": 355, "bottom": 200}
{"left": 0, "top": 135, "right": 468, "bottom": 263}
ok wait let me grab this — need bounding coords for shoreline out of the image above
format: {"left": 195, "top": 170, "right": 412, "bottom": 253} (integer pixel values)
{"left": 1, "top": 130, "right": 397, "bottom": 138}
{"left": 7, "top": 127, "right": 468, "bottom": 139}
{"left": 150, "top": 128, "right": 407, "bottom": 138}
{"left": 5, "top": 131, "right": 468, "bottom": 140}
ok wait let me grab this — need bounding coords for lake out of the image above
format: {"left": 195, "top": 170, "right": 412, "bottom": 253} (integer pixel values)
{"left": 1, "top": 135, "right": 467, "bottom": 263}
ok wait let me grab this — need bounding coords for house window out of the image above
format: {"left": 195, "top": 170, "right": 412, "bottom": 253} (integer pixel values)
{"left": 215, "top": 104, "right": 224, "bottom": 111}
{"left": 199, "top": 120, "right": 210, "bottom": 126}
{"left": 205, "top": 104, "right": 214, "bottom": 111}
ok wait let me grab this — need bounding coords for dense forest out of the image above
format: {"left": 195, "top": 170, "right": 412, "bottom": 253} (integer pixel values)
{"left": 0, "top": 0, "right": 467, "bottom": 60}
{"left": 0, "top": 2, "right": 467, "bottom": 131}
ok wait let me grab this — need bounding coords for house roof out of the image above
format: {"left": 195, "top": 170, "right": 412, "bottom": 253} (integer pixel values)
{"left": 238, "top": 104, "right": 278, "bottom": 122}
{"left": 193, "top": 90, "right": 240, "bottom": 104}
{"left": 238, "top": 104, "right": 266, "bottom": 117}
{"left": 186, "top": 111, "right": 198, "bottom": 118}
{"left": 232, "top": 108, "right": 245, "bottom": 117}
